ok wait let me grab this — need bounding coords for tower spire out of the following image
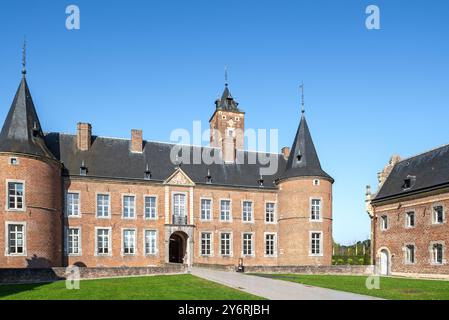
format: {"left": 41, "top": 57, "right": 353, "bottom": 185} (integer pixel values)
{"left": 22, "top": 36, "right": 27, "bottom": 77}
{"left": 300, "top": 82, "right": 305, "bottom": 114}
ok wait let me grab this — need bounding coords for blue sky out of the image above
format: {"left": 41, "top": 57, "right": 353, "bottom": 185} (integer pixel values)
{"left": 0, "top": 0, "right": 448, "bottom": 244}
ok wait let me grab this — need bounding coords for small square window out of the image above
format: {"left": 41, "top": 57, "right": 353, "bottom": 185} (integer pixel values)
{"left": 313, "top": 179, "right": 320, "bottom": 186}
{"left": 10, "top": 158, "right": 18, "bottom": 165}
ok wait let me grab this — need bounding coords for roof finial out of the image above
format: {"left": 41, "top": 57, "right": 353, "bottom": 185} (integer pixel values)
{"left": 224, "top": 65, "right": 228, "bottom": 87}
{"left": 300, "top": 82, "right": 305, "bottom": 114}
{"left": 22, "top": 36, "right": 27, "bottom": 77}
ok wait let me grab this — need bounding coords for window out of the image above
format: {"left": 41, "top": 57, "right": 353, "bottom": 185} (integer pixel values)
{"left": 7, "top": 224, "right": 25, "bottom": 255}
{"left": 433, "top": 205, "right": 444, "bottom": 224}
{"left": 432, "top": 243, "right": 444, "bottom": 264}
{"left": 242, "top": 201, "right": 253, "bottom": 223}
{"left": 96, "top": 228, "right": 110, "bottom": 255}
{"left": 405, "top": 245, "right": 415, "bottom": 264}
{"left": 67, "top": 228, "right": 81, "bottom": 255}
{"left": 381, "top": 216, "right": 388, "bottom": 230}
{"left": 265, "top": 202, "right": 275, "bottom": 223}
{"left": 10, "top": 157, "right": 18, "bottom": 165}
{"left": 313, "top": 179, "right": 320, "bottom": 186}
{"left": 123, "top": 195, "right": 136, "bottom": 219}
{"left": 173, "top": 194, "right": 186, "bottom": 217}
{"left": 220, "top": 233, "right": 232, "bottom": 256}
{"left": 227, "top": 128, "right": 235, "bottom": 137}
{"left": 144, "top": 230, "right": 157, "bottom": 255}
{"left": 310, "top": 232, "right": 322, "bottom": 256}
{"left": 201, "top": 232, "right": 212, "bottom": 256}
{"left": 406, "top": 212, "right": 415, "bottom": 228}
{"left": 265, "top": 233, "right": 276, "bottom": 256}
{"left": 8, "top": 182, "right": 24, "bottom": 210}
{"left": 242, "top": 233, "right": 253, "bottom": 256}
{"left": 66, "top": 192, "right": 80, "bottom": 217}
{"left": 201, "top": 199, "right": 212, "bottom": 221}
{"left": 220, "top": 200, "right": 231, "bottom": 221}
{"left": 96, "top": 194, "right": 110, "bottom": 218}
{"left": 311, "top": 199, "right": 321, "bottom": 221}
{"left": 144, "top": 196, "right": 157, "bottom": 220}
{"left": 123, "top": 229, "right": 136, "bottom": 255}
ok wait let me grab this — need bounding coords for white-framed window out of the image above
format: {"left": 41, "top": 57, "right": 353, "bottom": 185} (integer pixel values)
{"left": 433, "top": 205, "right": 444, "bottom": 224}
{"left": 432, "top": 243, "right": 444, "bottom": 265}
{"left": 313, "top": 179, "right": 320, "bottom": 186}
{"left": 200, "top": 198, "right": 212, "bottom": 221}
{"left": 67, "top": 228, "right": 81, "bottom": 256}
{"left": 220, "top": 199, "right": 231, "bottom": 222}
{"left": 66, "top": 192, "right": 80, "bottom": 217}
{"left": 95, "top": 228, "right": 111, "bottom": 256}
{"left": 220, "top": 232, "right": 232, "bottom": 256}
{"left": 406, "top": 211, "right": 415, "bottom": 228}
{"left": 265, "top": 233, "right": 277, "bottom": 257}
{"left": 144, "top": 196, "right": 157, "bottom": 220}
{"left": 5, "top": 222, "right": 26, "bottom": 256}
{"left": 310, "top": 199, "right": 322, "bottom": 221}
{"left": 242, "top": 233, "right": 254, "bottom": 256}
{"left": 405, "top": 244, "right": 415, "bottom": 264}
{"left": 144, "top": 230, "right": 157, "bottom": 255}
{"left": 122, "top": 229, "right": 136, "bottom": 255}
{"left": 265, "top": 202, "right": 276, "bottom": 223}
{"left": 381, "top": 215, "right": 388, "bottom": 230}
{"left": 96, "top": 194, "right": 110, "bottom": 218}
{"left": 200, "top": 232, "right": 212, "bottom": 256}
{"left": 7, "top": 181, "right": 24, "bottom": 211}
{"left": 9, "top": 157, "right": 19, "bottom": 166}
{"left": 123, "top": 195, "right": 136, "bottom": 219}
{"left": 242, "top": 201, "right": 253, "bottom": 223}
{"left": 173, "top": 193, "right": 187, "bottom": 217}
{"left": 310, "top": 232, "right": 323, "bottom": 256}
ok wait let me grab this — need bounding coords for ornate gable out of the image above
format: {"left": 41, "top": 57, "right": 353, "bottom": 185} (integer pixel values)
{"left": 163, "top": 168, "right": 195, "bottom": 187}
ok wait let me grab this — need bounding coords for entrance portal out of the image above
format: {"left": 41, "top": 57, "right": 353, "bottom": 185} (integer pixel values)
{"left": 169, "top": 232, "right": 187, "bottom": 263}
{"left": 380, "top": 249, "right": 390, "bottom": 275}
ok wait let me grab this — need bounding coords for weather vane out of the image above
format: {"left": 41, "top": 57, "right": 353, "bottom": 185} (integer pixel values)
{"left": 300, "top": 82, "right": 305, "bottom": 113}
{"left": 224, "top": 65, "right": 228, "bottom": 86}
{"left": 22, "top": 36, "right": 27, "bottom": 76}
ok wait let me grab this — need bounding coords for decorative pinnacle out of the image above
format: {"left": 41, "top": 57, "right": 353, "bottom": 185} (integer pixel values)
{"left": 300, "top": 82, "right": 305, "bottom": 114}
{"left": 22, "top": 36, "right": 27, "bottom": 77}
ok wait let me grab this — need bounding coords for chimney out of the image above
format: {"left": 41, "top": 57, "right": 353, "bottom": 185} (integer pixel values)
{"left": 131, "top": 129, "right": 143, "bottom": 153}
{"left": 77, "top": 123, "right": 92, "bottom": 151}
{"left": 281, "top": 147, "right": 290, "bottom": 159}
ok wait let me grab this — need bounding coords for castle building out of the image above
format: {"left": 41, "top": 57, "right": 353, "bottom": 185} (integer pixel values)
{"left": 366, "top": 147, "right": 449, "bottom": 277}
{"left": 0, "top": 65, "right": 333, "bottom": 269}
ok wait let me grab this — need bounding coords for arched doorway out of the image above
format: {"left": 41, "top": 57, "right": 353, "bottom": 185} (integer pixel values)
{"left": 379, "top": 249, "right": 390, "bottom": 275}
{"left": 169, "top": 232, "right": 187, "bottom": 263}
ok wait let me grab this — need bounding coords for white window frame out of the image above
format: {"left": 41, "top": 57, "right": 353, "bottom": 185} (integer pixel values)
{"left": 96, "top": 193, "right": 111, "bottom": 219}
{"left": 172, "top": 192, "right": 187, "bottom": 218}
{"left": 200, "top": 231, "right": 213, "bottom": 257}
{"left": 430, "top": 242, "right": 445, "bottom": 265}
{"left": 264, "top": 232, "right": 277, "bottom": 257}
{"left": 4, "top": 221, "right": 27, "bottom": 256}
{"left": 313, "top": 179, "right": 320, "bottom": 186}
{"left": 65, "top": 227, "right": 82, "bottom": 256}
{"left": 95, "top": 227, "right": 112, "bottom": 256}
{"left": 309, "top": 231, "right": 323, "bottom": 257}
{"left": 405, "top": 211, "right": 415, "bottom": 228}
{"left": 265, "top": 201, "right": 276, "bottom": 224}
{"left": 5, "top": 179, "right": 26, "bottom": 212}
{"left": 404, "top": 243, "right": 415, "bottom": 265}
{"left": 380, "top": 215, "right": 388, "bottom": 231}
{"left": 310, "top": 198, "right": 322, "bottom": 222}
{"left": 122, "top": 194, "right": 136, "bottom": 219}
{"left": 432, "top": 204, "right": 445, "bottom": 225}
{"left": 242, "top": 200, "right": 254, "bottom": 223}
{"left": 219, "top": 199, "right": 232, "bottom": 222}
{"left": 241, "top": 232, "right": 255, "bottom": 257}
{"left": 9, "top": 157, "right": 19, "bottom": 166}
{"left": 65, "top": 190, "right": 81, "bottom": 218}
{"left": 200, "top": 197, "right": 213, "bottom": 222}
{"left": 144, "top": 195, "right": 158, "bottom": 220}
{"left": 219, "top": 231, "right": 233, "bottom": 257}
{"left": 121, "top": 228, "right": 137, "bottom": 256}
{"left": 144, "top": 229, "right": 158, "bottom": 256}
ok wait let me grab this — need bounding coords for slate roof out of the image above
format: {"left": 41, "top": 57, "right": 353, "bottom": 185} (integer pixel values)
{"left": 373, "top": 144, "right": 449, "bottom": 202}
{"left": 279, "top": 114, "right": 333, "bottom": 182}
{"left": 0, "top": 77, "right": 55, "bottom": 160}
{"left": 44, "top": 133, "right": 286, "bottom": 189}
{"left": 215, "top": 85, "right": 241, "bottom": 112}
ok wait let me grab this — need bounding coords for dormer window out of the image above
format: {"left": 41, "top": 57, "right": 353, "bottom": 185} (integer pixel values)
{"left": 144, "top": 164, "right": 151, "bottom": 180}
{"left": 402, "top": 176, "right": 416, "bottom": 190}
{"left": 32, "top": 122, "right": 39, "bottom": 137}
{"left": 296, "top": 154, "right": 302, "bottom": 162}
{"left": 205, "top": 170, "right": 212, "bottom": 184}
{"left": 258, "top": 176, "right": 264, "bottom": 187}
{"left": 80, "top": 161, "right": 88, "bottom": 176}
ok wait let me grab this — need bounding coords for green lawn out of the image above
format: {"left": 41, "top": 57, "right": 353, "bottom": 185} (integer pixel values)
{"left": 0, "top": 274, "right": 263, "bottom": 300}
{"left": 254, "top": 274, "right": 449, "bottom": 300}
